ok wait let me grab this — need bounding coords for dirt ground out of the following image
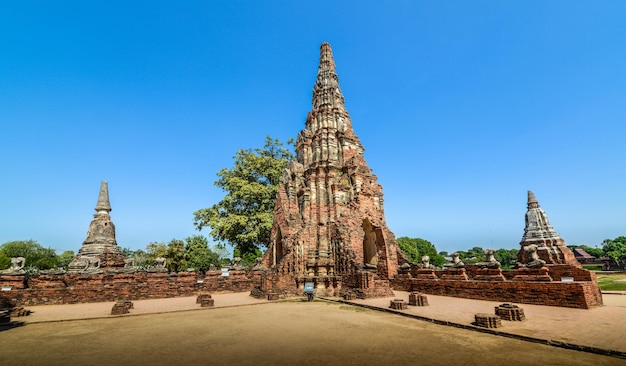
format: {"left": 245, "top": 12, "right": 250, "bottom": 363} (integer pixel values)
{"left": 1, "top": 301, "right": 623, "bottom": 366}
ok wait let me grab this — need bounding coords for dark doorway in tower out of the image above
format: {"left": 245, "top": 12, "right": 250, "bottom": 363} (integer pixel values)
{"left": 273, "top": 227, "right": 284, "bottom": 266}
{"left": 362, "top": 219, "right": 382, "bottom": 268}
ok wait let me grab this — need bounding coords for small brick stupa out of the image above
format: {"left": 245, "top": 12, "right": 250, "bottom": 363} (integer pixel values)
{"left": 68, "top": 181, "right": 126, "bottom": 273}
{"left": 517, "top": 190, "right": 580, "bottom": 267}
{"left": 255, "top": 43, "right": 408, "bottom": 298}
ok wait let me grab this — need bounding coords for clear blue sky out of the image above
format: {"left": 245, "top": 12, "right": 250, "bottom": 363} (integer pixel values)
{"left": 1, "top": 1, "right": 624, "bottom": 255}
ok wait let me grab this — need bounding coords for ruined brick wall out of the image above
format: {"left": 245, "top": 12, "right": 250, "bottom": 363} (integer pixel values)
{"left": 390, "top": 265, "right": 603, "bottom": 309}
{"left": 0, "top": 271, "right": 261, "bottom": 306}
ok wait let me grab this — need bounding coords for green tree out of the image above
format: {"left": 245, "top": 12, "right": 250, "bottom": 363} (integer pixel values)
{"left": 233, "top": 247, "right": 263, "bottom": 266}
{"left": 465, "top": 246, "right": 486, "bottom": 263}
{"left": 193, "top": 136, "right": 294, "bottom": 259}
{"left": 397, "top": 237, "right": 445, "bottom": 267}
{"left": 145, "top": 242, "right": 168, "bottom": 267}
{"left": 0, "top": 251, "right": 9, "bottom": 270}
{"left": 57, "top": 250, "right": 75, "bottom": 269}
{"left": 213, "top": 243, "right": 232, "bottom": 266}
{"left": 121, "top": 247, "right": 134, "bottom": 258}
{"left": 0, "top": 240, "right": 58, "bottom": 270}
{"left": 494, "top": 248, "right": 519, "bottom": 269}
{"left": 166, "top": 239, "right": 187, "bottom": 272}
{"left": 184, "top": 235, "right": 220, "bottom": 272}
{"left": 602, "top": 236, "right": 626, "bottom": 267}
{"left": 131, "top": 249, "right": 149, "bottom": 268}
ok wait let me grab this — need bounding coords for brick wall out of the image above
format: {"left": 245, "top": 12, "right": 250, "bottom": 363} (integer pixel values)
{"left": 390, "top": 264, "right": 603, "bottom": 309}
{"left": 0, "top": 270, "right": 260, "bottom": 306}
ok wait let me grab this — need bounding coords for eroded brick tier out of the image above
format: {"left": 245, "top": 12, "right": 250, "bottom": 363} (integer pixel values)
{"left": 256, "top": 43, "right": 407, "bottom": 297}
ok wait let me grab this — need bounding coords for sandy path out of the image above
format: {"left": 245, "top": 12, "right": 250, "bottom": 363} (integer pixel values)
{"left": 1, "top": 301, "right": 623, "bottom": 366}
{"left": 353, "top": 291, "right": 626, "bottom": 352}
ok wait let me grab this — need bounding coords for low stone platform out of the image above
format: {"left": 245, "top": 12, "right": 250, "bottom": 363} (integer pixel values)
{"left": 408, "top": 292, "right": 428, "bottom": 306}
{"left": 389, "top": 299, "right": 407, "bottom": 310}
{"left": 495, "top": 303, "right": 525, "bottom": 321}
{"left": 474, "top": 313, "right": 501, "bottom": 328}
{"left": 111, "top": 300, "right": 133, "bottom": 315}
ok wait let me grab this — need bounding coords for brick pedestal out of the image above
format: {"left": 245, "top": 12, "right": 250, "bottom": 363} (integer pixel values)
{"left": 196, "top": 293, "right": 212, "bottom": 303}
{"left": 474, "top": 313, "right": 501, "bottom": 328}
{"left": 343, "top": 293, "right": 356, "bottom": 300}
{"left": 200, "top": 298, "right": 215, "bottom": 307}
{"left": 389, "top": 299, "right": 407, "bottom": 310}
{"left": 408, "top": 292, "right": 429, "bottom": 306}
{"left": 267, "top": 293, "right": 279, "bottom": 301}
{"left": 495, "top": 303, "right": 525, "bottom": 321}
{"left": 111, "top": 301, "right": 132, "bottom": 315}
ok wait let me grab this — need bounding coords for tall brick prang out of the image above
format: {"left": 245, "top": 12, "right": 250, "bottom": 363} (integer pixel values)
{"left": 257, "top": 43, "right": 407, "bottom": 297}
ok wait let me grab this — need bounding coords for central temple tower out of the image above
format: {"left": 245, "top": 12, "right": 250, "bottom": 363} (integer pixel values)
{"left": 257, "top": 43, "right": 407, "bottom": 297}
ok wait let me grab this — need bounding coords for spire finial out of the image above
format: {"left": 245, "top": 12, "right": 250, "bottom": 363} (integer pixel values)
{"left": 527, "top": 190, "right": 538, "bottom": 205}
{"left": 311, "top": 42, "right": 347, "bottom": 114}
{"left": 319, "top": 42, "right": 336, "bottom": 72}
{"left": 95, "top": 181, "right": 112, "bottom": 213}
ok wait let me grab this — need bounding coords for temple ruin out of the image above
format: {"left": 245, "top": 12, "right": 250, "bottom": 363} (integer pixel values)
{"left": 254, "top": 42, "right": 408, "bottom": 298}
{"left": 517, "top": 190, "right": 580, "bottom": 267}
{"left": 0, "top": 44, "right": 604, "bottom": 310}
{"left": 390, "top": 190, "right": 603, "bottom": 308}
{"left": 67, "top": 181, "right": 126, "bottom": 273}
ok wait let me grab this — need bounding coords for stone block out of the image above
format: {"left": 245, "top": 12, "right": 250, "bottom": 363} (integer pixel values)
{"left": 495, "top": 303, "right": 525, "bottom": 321}
{"left": 389, "top": 299, "right": 407, "bottom": 310}
{"left": 196, "top": 293, "right": 212, "bottom": 304}
{"left": 343, "top": 292, "right": 356, "bottom": 300}
{"left": 408, "top": 292, "right": 428, "bottom": 306}
{"left": 111, "top": 301, "right": 131, "bottom": 315}
{"left": 267, "top": 293, "right": 279, "bottom": 301}
{"left": 474, "top": 313, "right": 501, "bottom": 328}
{"left": 200, "top": 298, "right": 215, "bottom": 307}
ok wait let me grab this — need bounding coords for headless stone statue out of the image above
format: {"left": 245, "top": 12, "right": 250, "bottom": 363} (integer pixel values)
{"left": 10, "top": 257, "right": 25, "bottom": 272}
{"left": 68, "top": 256, "right": 102, "bottom": 274}
{"left": 155, "top": 257, "right": 167, "bottom": 269}
{"left": 124, "top": 258, "right": 135, "bottom": 268}
{"left": 1, "top": 257, "right": 26, "bottom": 274}
{"left": 444, "top": 252, "right": 465, "bottom": 268}
{"left": 421, "top": 255, "right": 434, "bottom": 269}
{"left": 476, "top": 249, "right": 501, "bottom": 269}
{"left": 518, "top": 244, "right": 546, "bottom": 268}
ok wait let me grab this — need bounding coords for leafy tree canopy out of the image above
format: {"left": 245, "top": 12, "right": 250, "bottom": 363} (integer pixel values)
{"left": 0, "top": 251, "right": 9, "bottom": 270}
{"left": 397, "top": 237, "right": 445, "bottom": 267}
{"left": 233, "top": 246, "right": 263, "bottom": 266}
{"left": 57, "top": 250, "right": 75, "bottom": 269}
{"left": 166, "top": 239, "right": 186, "bottom": 272}
{"left": 494, "top": 248, "right": 519, "bottom": 269}
{"left": 0, "top": 240, "right": 58, "bottom": 270}
{"left": 602, "top": 236, "right": 626, "bottom": 265}
{"left": 184, "top": 235, "right": 220, "bottom": 272}
{"left": 145, "top": 242, "right": 168, "bottom": 267}
{"left": 193, "top": 136, "right": 294, "bottom": 259}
